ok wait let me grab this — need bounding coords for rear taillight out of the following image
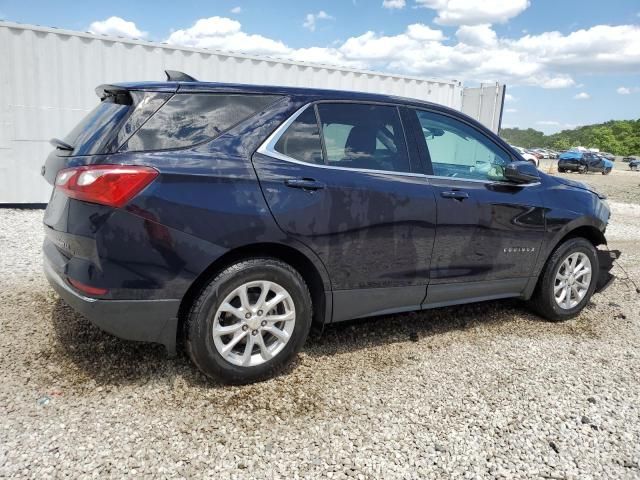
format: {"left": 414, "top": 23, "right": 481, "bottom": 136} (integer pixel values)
{"left": 54, "top": 165, "right": 158, "bottom": 208}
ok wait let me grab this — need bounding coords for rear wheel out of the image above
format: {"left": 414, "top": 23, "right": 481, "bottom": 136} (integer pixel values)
{"left": 185, "top": 258, "right": 312, "bottom": 384}
{"left": 578, "top": 165, "right": 587, "bottom": 174}
{"left": 528, "top": 238, "right": 599, "bottom": 321}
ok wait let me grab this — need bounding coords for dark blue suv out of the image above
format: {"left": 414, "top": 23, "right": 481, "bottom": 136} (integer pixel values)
{"left": 43, "top": 73, "right": 617, "bottom": 383}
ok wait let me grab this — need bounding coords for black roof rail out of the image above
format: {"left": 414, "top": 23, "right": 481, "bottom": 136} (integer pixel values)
{"left": 164, "top": 70, "right": 198, "bottom": 82}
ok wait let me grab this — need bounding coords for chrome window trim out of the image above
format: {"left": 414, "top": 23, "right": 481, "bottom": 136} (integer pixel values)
{"left": 256, "top": 103, "right": 426, "bottom": 178}
{"left": 424, "top": 175, "right": 541, "bottom": 188}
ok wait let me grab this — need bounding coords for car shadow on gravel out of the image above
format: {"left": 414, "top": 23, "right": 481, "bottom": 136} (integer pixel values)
{"left": 49, "top": 296, "right": 538, "bottom": 388}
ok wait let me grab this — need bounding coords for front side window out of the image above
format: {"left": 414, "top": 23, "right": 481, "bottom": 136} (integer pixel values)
{"left": 123, "top": 93, "right": 279, "bottom": 151}
{"left": 415, "top": 110, "right": 511, "bottom": 181}
{"left": 316, "top": 103, "right": 411, "bottom": 173}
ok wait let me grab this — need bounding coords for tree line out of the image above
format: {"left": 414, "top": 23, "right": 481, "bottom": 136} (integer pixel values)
{"left": 500, "top": 119, "right": 640, "bottom": 156}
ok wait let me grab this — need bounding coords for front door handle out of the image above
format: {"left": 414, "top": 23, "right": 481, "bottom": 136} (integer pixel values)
{"left": 284, "top": 178, "right": 326, "bottom": 191}
{"left": 440, "top": 190, "right": 469, "bottom": 201}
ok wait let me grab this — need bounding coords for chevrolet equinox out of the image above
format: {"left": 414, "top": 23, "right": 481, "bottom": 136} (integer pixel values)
{"left": 42, "top": 71, "right": 617, "bottom": 383}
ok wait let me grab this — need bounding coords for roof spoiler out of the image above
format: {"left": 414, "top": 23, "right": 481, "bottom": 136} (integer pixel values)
{"left": 165, "top": 70, "right": 198, "bottom": 82}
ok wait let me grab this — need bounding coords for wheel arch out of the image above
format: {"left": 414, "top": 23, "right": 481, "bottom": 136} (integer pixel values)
{"left": 523, "top": 221, "right": 607, "bottom": 300}
{"left": 177, "top": 241, "right": 332, "bottom": 346}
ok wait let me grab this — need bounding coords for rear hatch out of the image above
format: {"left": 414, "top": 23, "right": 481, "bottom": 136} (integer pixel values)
{"left": 42, "top": 84, "right": 175, "bottom": 185}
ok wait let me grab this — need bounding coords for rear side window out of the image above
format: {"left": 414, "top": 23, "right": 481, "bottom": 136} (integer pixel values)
{"left": 316, "top": 103, "right": 411, "bottom": 173}
{"left": 123, "top": 94, "right": 280, "bottom": 151}
{"left": 274, "top": 108, "right": 324, "bottom": 165}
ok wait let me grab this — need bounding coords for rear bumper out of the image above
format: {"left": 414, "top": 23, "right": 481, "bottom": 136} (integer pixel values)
{"left": 44, "top": 259, "right": 179, "bottom": 354}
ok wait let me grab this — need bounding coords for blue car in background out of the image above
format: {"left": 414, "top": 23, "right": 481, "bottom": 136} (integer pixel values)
{"left": 558, "top": 151, "right": 613, "bottom": 175}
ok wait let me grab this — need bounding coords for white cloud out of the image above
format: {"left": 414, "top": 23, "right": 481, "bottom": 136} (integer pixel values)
{"left": 505, "top": 108, "right": 517, "bottom": 113}
{"left": 617, "top": 87, "right": 631, "bottom": 95}
{"left": 89, "top": 16, "right": 147, "bottom": 39}
{"left": 166, "top": 17, "right": 289, "bottom": 55}
{"left": 230, "top": 6, "right": 242, "bottom": 14}
{"left": 511, "top": 25, "right": 640, "bottom": 74}
{"left": 415, "top": 0, "right": 530, "bottom": 26}
{"left": 505, "top": 93, "right": 517, "bottom": 102}
{"left": 456, "top": 24, "right": 497, "bottom": 46}
{"left": 163, "top": 17, "right": 640, "bottom": 90}
{"left": 303, "top": 11, "right": 333, "bottom": 32}
{"left": 573, "top": 92, "right": 590, "bottom": 100}
{"left": 383, "top": 0, "right": 406, "bottom": 8}
{"left": 536, "top": 121, "right": 560, "bottom": 126}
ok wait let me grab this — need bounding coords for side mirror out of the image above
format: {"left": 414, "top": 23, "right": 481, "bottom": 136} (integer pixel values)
{"left": 504, "top": 161, "right": 540, "bottom": 184}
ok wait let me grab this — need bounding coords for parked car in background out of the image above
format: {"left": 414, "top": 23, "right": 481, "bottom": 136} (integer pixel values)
{"left": 511, "top": 146, "right": 539, "bottom": 167}
{"left": 42, "top": 73, "right": 617, "bottom": 383}
{"left": 558, "top": 151, "right": 613, "bottom": 175}
{"left": 533, "top": 148, "right": 549, "bottom": 159}
{"left": 629, "top": 158, "right": 640, "bottom": 171}
{"left": 600, "top": 152, "right": 615, "bottom": 162}
{"left": 623, "top": 156, "right": 638, "bottom": 163}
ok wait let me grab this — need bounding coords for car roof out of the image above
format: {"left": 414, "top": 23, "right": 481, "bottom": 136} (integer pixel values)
{"left": 101, "top": 80, "right": 454, "bottom": 112}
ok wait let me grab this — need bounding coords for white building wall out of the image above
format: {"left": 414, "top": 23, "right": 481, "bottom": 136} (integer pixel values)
{"left": 0, "top": 21, "right": 469, "bottom": 204}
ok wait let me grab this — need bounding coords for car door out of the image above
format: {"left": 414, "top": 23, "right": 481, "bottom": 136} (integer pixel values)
{"left": 589, "top": 154, "right": 604, "bottom": 172}
{"left": 406, "top": 108, "right": 547, "bottom": 306}
{"left": 252, "top": 101, "right": 437, "bottom": 321}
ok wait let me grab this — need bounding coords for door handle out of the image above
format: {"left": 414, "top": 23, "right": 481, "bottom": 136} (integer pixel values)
{"left": 284, "top": 178, "right": 326, "bottom": 191}
{"left": 440, "top": 190, "right": 469, "bottom": 200}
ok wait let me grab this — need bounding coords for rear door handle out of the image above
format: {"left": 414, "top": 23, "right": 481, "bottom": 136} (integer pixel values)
{"left": 440, "top": 190, "right": 469, "bottom": 200}
{"left": 284, "top": 178, "right": 326, "bottom": 191}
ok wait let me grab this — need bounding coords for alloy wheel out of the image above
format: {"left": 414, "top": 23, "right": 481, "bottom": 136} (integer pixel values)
{"left": 553, "top": 252, "right": 592, "bottom": 310}
{"left": 211, "top": 281, "right": 296, "bottom": 367}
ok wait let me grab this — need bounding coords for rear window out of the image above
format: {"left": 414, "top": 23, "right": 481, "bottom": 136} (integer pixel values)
{"left": 122, "top": 93, "right": 280, "bottom": 151}
{"left": 61, "top": 91, "right": 172, "bottom": 156}
{"left": 63, "top": 98, "right": 132, "bottom": 156}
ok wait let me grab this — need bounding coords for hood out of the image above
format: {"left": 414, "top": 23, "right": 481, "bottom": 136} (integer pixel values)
{"left": 553, "top": 176, "right": 607, "bottom": 199}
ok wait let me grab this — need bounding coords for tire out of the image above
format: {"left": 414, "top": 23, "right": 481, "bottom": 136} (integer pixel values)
{"left": 602, "top": 168, "right": 611, "bottom": 175}
{"left": 558, "top": 168, "right": 566, "bottom": 173}
{"left": 578, "top": 165, "right": 587, "bottom": 174}
{"left": 185, "top": 258, "right": 312, "bottom": 384}
{"left": 528, "top": 237, "right": 599, "bottom": 321}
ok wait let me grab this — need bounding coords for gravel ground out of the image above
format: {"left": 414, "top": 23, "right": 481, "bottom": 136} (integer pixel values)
{"left": 1, "top": 174, "right": 639, "bottom": 478}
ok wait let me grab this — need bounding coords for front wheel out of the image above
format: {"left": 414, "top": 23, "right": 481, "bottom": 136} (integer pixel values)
{"left": 185, "top": 258, "right": 312, "bottom": 384}
{"left": 602, "top": 168, "right": 611, "bottom": 175}
{"left": 528, "top": 238, "right": 599, "bottom": 321}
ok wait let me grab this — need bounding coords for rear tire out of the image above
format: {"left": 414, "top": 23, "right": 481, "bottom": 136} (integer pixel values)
{"left": 528, "top": 238, "right": 599, "bottom": 321}
{"left": 185, "top": 258, "right": 312, "bottom": 384}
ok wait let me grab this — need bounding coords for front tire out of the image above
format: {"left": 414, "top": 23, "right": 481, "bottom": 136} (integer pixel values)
{"left": 185, "top": 258, "right": 312, "bottom": 384}
{"left": 528, "top": 238, "right": 599, "bottom": 321}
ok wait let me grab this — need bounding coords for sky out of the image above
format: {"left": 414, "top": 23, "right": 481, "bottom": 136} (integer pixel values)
{"left": 1, "top": 0, "right": 639, "bottom": 134}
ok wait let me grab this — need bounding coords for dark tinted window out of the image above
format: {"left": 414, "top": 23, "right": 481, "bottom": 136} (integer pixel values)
{"left": 123, "top": 94, "right": 279, "bottom": 151}
{"left": 414, "top": 109, "right": 510, "bottom": 181}
{"left": 64, "top": 99, "right": 132, "bottom": 155}
{"left": 274, "top": 107, "right": 324, "bottom": 165}
{"left": 316, "top": 103, "right": 410, "bottom": 173}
